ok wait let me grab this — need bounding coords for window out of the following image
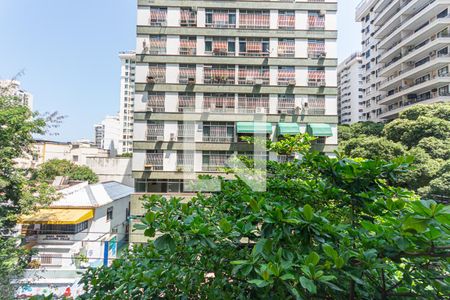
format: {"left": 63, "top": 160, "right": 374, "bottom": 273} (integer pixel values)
{"left": 72, "top": 155, "right": 78, "bottom": 162}
{"left": 107, "top": 207, "right": 113, "bottom": 221}
{"left": 41, "top": 221, "right": 88, "bottom": 234}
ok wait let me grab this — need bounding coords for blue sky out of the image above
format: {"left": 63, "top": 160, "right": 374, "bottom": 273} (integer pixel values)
{"left": 0, "top": 0, "right": 361, "bottom": 142}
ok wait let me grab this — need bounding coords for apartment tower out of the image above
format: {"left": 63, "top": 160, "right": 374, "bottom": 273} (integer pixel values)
{"left": 337, "top": 53, "right": 364, "bottom": 124}
{"left": 356, "top": 0, "right": 450, "bottom": 121}
{"left": 131, "top": 0, "right": 338, "bottom": 243}
{"left": 119, "top": 51, "right": 137, "bottom": 155}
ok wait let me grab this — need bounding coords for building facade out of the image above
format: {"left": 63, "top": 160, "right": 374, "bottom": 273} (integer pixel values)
{"left": 16, "top": 181, "right": 133, "bottom": 298}
{"left": 0, "top": 80, "right": 33, "bottom": 110}
{"left": 337, "top": 52, "right": 364, "bottom": 124}
{"left": 131, "top": 0, "right": 338, "bottom": 243}
{"left": 94, "top": 115, "right": 121, "bottom": 155}
{"left": 356, "top": 0, "right": 450, "bottom": 122}
{"left": 119, "top": 51, "right": 137, "bottom": 155}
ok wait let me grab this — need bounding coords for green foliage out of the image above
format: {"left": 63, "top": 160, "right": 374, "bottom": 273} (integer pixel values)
{"left": 339, "top": 103, "right": 450, "bottom": 200}
{"left": 80, "top": 136, "right": 449, "bottom": 299}
{"left": 117, "top": 152, "right": 133, "bottom": 158}
{"left": 0, "top": 90, "right": 59, "bottom": 296}
{"left": 340, "top": 137, "right": 406, "bottom": 160}
{"left": 33, "top": 159, "right": 98, "bottom": 183}
{"left": 339, "top": 122, "right": 384, "bottom": 141}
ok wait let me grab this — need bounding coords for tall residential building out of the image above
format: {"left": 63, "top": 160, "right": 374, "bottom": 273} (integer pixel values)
{"left": 0, "top": 80, "right": 33, "bottom": 110}
{"left": 118, "top": 51, "right": 136, "bottom": 155}
{"left": 131, "top": 0, "right": 338, "bottom": 243}
{"left": 94, "top": 115, "right": 121, "bottom": 155}
{"left": 356, "top": 0, "right": 450, "bottom": 122}
{"left": 337, "top": 53, "right": 364, "bottom": 124}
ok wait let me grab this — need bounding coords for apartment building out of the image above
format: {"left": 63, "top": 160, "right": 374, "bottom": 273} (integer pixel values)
{"left": 0, "top": 79, "right": 33, "bottom": 110}
{"left": 118, "top": 51, "right": 137, "bottom": 155}
{"left": 94, "top": 115, "right": 121, "bottom": 155}
{"left": 337, "top": 53, "right": 364, "bottom": 124}
{"left": 356, "top": 0, "right": 450, "bottom": 121}
{"left": 131, "top": 0, "right": 338, "bottom": 242}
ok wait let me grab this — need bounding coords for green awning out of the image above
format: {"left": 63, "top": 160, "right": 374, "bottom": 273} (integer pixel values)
{"left": 306, "top": 124, "right": 333, "bottom": 137}
{"left": 278, "top": 123, "right": 300, "bottom": 135}
{"left": 236, "top": 122, "right": 272, "bottom": 134}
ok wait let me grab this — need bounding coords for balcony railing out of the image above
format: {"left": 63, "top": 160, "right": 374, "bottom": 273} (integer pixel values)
{"left": 177, "top": 152, "right": 194, "bottom": 171}
{"left": 150, "top": 8, "right": 167, "bottom": 26}
{"left": 278, "top": 41, "right": 295, "bottom": 57}
{"left": 180, "top": 9, "right": 197, "bottom": 27}
{"left": 238, "top": 67, "right": 269, "bottom": 85}
{"left": 278, "top": 96, "right": 296, "bottom": 114}
{"left": 145, "top": 153, "right": 163, "bottom": 170}
{"left": 179, "top": 67, "right": 196, "bottom": 84}
{"left": 308, "top": 16, "right": 325, "bottom": 30}
{"left": 308, "top": 71, "right": 326, "bottom": 87}
{"left": 177, "top": 123, "right": 195, "bottom": 141}
{"left": 178, "top": 95, "right": 195, "bottom": 112}
{"left": 278, "top": 13, "right": 295, "bottom": 29}
{"left": 278, "top": 69, "right": 296, "bottom": 86}
{"left": 204, "top": 68, "right": 235, "bottom": 85}
{"left": 239, "top": 11, "right": 270, "bottom": 29}
{"left": 146, "top": 124, "right": 164, "bottom": 141}
{"left": 179, "top": 39, "right": 197, "bottom": 55}
{"left": 307, "top": 97, "right": 326, "bottom": 115}
{"left": 147, "top": 65, "right": 166, "bottom": 84}
{"left": 206, "top": 11, "right": 236, "bottom": 28}
{"left": 203, "top": 94, "right": 235, "bottom": 113}
{"left": 238, "top": 95, "right": 269, "bottom": 113}
{"left": 147, "top": 94, "right": 165, "bottom": 112}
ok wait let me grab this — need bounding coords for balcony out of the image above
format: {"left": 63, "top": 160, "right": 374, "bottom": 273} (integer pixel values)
{"left": 308, "top": 15, "right": 325, "bottom": 30}
{"left": 179, "top": 66, "right": 196, "bottom": 85}
{"left": 307, "top": 71, "right": 326, "bottom": 87}
{"left": 203, "top": 123, "right": 234, "bottom": 143}
{"left": 238, "top": 94, "right": 269, "bottom": 114}
{"left": 150, "top": 8, "right": 167, "bottom": 27}
{"left": 239, "top": 39, "right": 269, "bottom": 57}
{"left": 277, "top": 95, "right": 296, "bottom": 114}
{"left": 180, "top": 9, "right": 197, "bottom": 27}
{"left": 146, "top": 123, "right": 164, "bottom": 141}
{"left": 239, "top": 10, "right": 270, "bottom": 29}
{"left": 278, "top": 40, "right": 295, "bottom": 57}
{"left": 308, "top": 41, "right": 326, "bottom": 59}
{"left": 145, "top": 153, "right": 163, "bottom": 170}
{"left": 176, "top": 152, "right": 194, "bottom": 172}
{"left": 278, "top": 69, "right": 296, "bottom": 86}
{"left": 147, "top": 93, "right": 165, "bottom": 112}
{"left": 379, "top": 52, "right": 450, "bottom": 91}
{"left": 205, "top": 10, "right": 236, "bottom": 28}
{"left": 306, "top": 96, "right": 326, "bottom": 115}
{"left": 203, "top": 94, "right": 235, "bottom": 113}
{"left": 204, "top": 67, "right": 235, "bottom": 85}
{"left": 178, "top": 94, "right": 195, "bottom": 112}
{"left": 179, "top": 38, "right": 197, "bottom": 56}
{"left": 177, "top": 123, "right": 195, "bottom": 141}
{"left": 278, "top": 12, "right": 295, "bottom": 29}
{"left": 238, "top": 67, "right": 270, "bottom": 85}
{"left": 147, "top": 65, "right": 166, "bottom": 84}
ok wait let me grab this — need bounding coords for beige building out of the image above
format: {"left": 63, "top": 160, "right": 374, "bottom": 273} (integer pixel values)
{"left": 130, "top": 0, "right": 339, "bottom": 243}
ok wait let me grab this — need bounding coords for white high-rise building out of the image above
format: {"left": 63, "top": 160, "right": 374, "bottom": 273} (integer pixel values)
{"left": 0, "top": 80, "right": 33, "bottom": 110}
{"left": 118, "top": 51, "right": 136, "bottom": 155}
{"left": 356, "top": 0, "right": 450, "bottom": 122}
{"left": 94, "top": 115, "right": 121, "bottom": 155}
{"left": 130, "top": 0, "right": 339, "bottom": 243}
{"left": 338, "top": 53, "right": 364, "bottom": 124}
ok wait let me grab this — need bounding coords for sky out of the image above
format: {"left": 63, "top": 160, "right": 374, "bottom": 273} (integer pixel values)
{"left": 0, "top": 0, "right": 362, "bottom": 142}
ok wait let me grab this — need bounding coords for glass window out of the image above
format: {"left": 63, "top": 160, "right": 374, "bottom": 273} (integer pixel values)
{"left": 107, "top": 207, "right": 113, "bottom": 221}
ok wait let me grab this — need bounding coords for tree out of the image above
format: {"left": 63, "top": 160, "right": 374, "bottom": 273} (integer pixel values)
{"left": 0, "top": 86, "right": 60, "bottom": 296}
{"left": 33, "top": 159, "right": 98, "bottom": 184}
{"left": 339, "top": 122, "right": 384, "bottom": 141}
{"left": 339, "top": 103, "right": 450, "bottom": 200}
{"left": 80, "top": 136, "right": 449, "bottom": 299}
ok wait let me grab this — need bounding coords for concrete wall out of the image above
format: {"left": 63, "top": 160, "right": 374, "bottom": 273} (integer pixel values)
{"left": 86, "top": 157, "right": 134, "bottom": 187}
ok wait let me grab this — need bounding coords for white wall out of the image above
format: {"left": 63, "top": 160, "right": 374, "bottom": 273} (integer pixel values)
{"left": 86, "top": 157, "right": 133, "bottom": 187}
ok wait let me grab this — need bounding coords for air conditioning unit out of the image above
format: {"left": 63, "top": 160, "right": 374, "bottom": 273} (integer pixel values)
{"left": 319, "top": 10, "right": 326, "bottom": 16}
{"left": 188, "top": 77, "right": 195, "bottom": 85}
{"left": 288, "top": 79, "right": 296, "bottom": 86}
{"left": 156, "top": 135, "right": 164, "bottom": 141}
{"left": 255, "top": 78, "right": 263, "bottom": 85}
{"left": 256, "top": 107, "right": 266, "bottom": 114}
{"left": 170, "top": 133, "right": 176, "bottom": 141}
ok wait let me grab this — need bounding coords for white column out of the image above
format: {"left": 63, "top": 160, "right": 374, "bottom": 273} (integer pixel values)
{"left": 137, "top": 7, "right": 149, "bottom": 26}
{"left": 194, "top": 151, "right": 203, "bottom": 172}
{"left": 296, "top": 39, "right": 308, "bottom": 58}
{"left": 165, "top": 92, "right": 178, "bottom": 112}
{"left": 270, "top": 10, "right": 278, "bottom": 30}
{"left": 134, "top": 92, "right": 147, "bottom": 111}
{"left": 166, "top": 64, "right": 179, "bottom": 84}
{"left": 296, "top": 11, "right": 308, "bottom": 30}
{"left": 325, "top": 68, "right": 337, "bottom": 86}
{"left": 269, "top": 66, "right": 278, "bottom": 86}
{"left": 164, "top": 151, "right": 177, "bottom": 171}
{"left": 297, "top": 67, "right": 308, "bottom": 86}
{"left": 132, "top": 151, "right": 146, "bottom": 171}
{"left": 295, "top": 95, "right": 308, "bottom": 109}
{"left": 197, "top": 8, "right": 205, "bottom": 27}
{"left": 164, "top": 122, "right": 178, "bottom": 141}
{"left": 325, "top": 11, "right": 337, "bottom": 31}
{"left": 166, "top": 36, "right": 179, "bottom": 55}
{"left": 167, "top": 7, "right": 180, "bottom": 27}
{"left": 195, "top": 93, "right": 203, "bottom": 113}
{"left": 270, "top": 38, "right": 278, "bottom": 57}
{"left": 196, "top": 65, "right": 204, "bottom": 84}
{"left": 195, "top": 122, "right": 203, "bottom": 142}
{"left": 325, "top": 96, "right": 337, "bottom": 115}
{"left": 325, "top": 39, "right": 337, "bottom": 59}
{"left": 328, "top": 125, "right": 338, "bottom": 145}
{"left": 197, "top": 36, "right": 205, "bottom": 56}
{"left": 269, "top": 94, "right": 278, "bottom": 114}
